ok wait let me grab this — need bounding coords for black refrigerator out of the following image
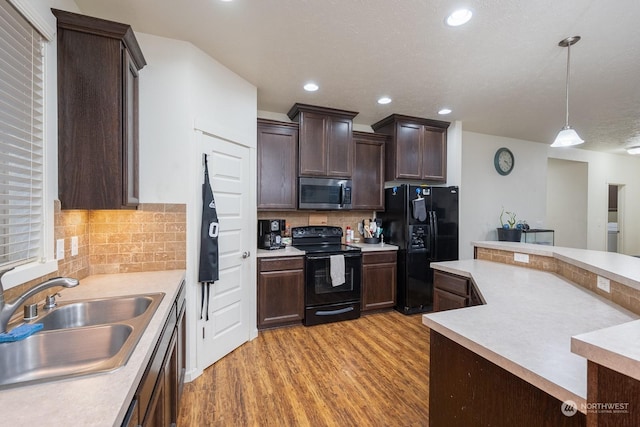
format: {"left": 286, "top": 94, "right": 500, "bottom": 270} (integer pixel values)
{"left": 377, "top": 184, "right": 459, "bottom": 314}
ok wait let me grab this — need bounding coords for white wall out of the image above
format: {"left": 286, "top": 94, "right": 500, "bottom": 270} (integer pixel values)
{"left": 460, "top": 131, "right": 549, "bottom": 259}
{"left": 135, "top": 33, "right": 257, "bottom": 382}
{"left": 546, "top": 159, "right": 588, "bottom": 248}
{"left": 548, "top": 147, "right": 640, "bottom": 255}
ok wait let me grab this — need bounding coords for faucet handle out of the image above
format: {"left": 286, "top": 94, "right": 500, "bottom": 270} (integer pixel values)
{"left": 43, "top": 292, "right": 62, "bottom": 310}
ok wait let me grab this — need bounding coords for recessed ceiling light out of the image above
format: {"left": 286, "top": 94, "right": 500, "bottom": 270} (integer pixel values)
{"left": 303, "top": 82, "right": 319, "bottom": 92}
{"left": 377, "top": 97, "right": 392, "bottom": 105}
{"left": 627, "top": 146, "right": 640, "bottom": 155}
{"left": 438, "top": 108, "right": 452, "bottom": 115}
{"left": 446, "top": 8, "right": 472, "bottom": 27}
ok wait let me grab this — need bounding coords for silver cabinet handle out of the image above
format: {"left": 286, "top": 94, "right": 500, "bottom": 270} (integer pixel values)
{"left": 242, "top": 251, "right": 251, "bottom": 259}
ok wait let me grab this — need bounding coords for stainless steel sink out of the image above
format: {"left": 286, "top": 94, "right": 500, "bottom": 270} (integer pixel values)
{"left": 39, "top": 295, "right": 156, "bottom": 331}
{"left": 0, "top": 292, "right": 164, "bottom": 389}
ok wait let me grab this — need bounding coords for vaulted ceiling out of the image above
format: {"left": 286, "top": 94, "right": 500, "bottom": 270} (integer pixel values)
{"left": 74, "top": 0, "right": 640, "bottom": 155}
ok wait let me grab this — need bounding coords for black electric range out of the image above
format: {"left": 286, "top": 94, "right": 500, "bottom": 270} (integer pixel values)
{"left": 291, "top": 226, "right": 362, "bottom": 326}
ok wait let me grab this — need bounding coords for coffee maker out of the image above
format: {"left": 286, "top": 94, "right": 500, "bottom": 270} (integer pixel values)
{"left": 258, "top": 219, "right": 286, "bottom": 250}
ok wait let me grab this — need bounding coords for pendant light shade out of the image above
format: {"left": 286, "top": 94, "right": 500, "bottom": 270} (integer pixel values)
{"left": 552, "top": 127, "right": 584, "bottom": 147}
{"left": 551, "top": 36, "right": 584, "bottom": 148}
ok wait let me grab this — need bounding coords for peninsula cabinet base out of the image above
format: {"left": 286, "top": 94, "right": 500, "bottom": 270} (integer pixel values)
{"left": 587, "top": 361, "right": 640, "bottom": 427}
{"left": 429, "top": 330, "right": 585, "bottom": 427}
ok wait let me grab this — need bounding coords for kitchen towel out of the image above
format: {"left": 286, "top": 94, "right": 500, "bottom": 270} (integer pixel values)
{"left": 0, "top": 323, "right": 43, "bottom": 343}
{"left": 329, "top": 255, "right": 345, "bottom": 287}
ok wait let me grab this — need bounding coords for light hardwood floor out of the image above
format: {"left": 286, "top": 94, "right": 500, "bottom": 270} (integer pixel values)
{"left": 177, "top": 311, "right": 430, "bottom": 426}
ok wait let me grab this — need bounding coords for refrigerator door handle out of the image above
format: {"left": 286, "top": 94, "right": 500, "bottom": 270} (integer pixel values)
{"left": 431, "top": 211, "right": 438, "bottom": 259}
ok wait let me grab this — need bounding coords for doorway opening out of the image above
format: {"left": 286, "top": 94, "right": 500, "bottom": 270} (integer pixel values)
{"left": 607, "top": 184, "right": 624, "bottom": 253}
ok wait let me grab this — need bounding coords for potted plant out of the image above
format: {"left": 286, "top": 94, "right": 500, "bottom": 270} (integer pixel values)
{"left": 497, "top": 208, "right": 522, "bottom": 242}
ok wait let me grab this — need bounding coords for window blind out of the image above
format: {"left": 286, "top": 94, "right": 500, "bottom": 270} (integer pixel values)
{"left": 0, "top": 1, "right": 44, "bottom": 269}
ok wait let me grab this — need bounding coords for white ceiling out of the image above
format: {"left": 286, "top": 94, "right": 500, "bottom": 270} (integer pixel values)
{"left": 73, "top": 0, "right": 640, "bottom": 155}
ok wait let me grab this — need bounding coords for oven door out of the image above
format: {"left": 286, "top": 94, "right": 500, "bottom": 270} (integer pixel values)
{"left": 305, "top": 252, "right": 361, "bottom": 306}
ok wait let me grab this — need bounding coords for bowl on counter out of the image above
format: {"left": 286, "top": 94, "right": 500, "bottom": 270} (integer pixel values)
{"left": 364, "top": 237, "right": 380, "bottom": 244}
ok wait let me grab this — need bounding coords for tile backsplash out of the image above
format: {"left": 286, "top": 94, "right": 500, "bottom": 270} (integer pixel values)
{"left": 4, "top": 201, "right": 186, "bottom": 307}
{"left": 258, "top": 210, "right": 379, "bottom": 241}
{"left": 56, "top": 201, "right": 186, "bottom": 277}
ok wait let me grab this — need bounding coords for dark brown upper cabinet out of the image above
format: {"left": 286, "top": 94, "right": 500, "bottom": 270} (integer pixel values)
{"left": 287, "top": 103, "right": 358, "bottom": 178}
{"left": 53, "top": 9, "right": 146, "bottom": 209}
{"left": 372, "top": 114, "right": 450, "bottom": 182}
{"left": 257, "top": 119, "right": 299, "bottom": 210}
{"left": 352, "top": 131, "right": 386, "bottom": 210}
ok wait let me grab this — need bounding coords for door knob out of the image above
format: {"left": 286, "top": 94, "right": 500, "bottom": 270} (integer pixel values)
{"left": 242, "top": 251, "right": 251, "bottom": 259}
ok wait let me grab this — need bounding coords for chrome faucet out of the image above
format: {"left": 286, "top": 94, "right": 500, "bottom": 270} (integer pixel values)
{"left": 0, "top": 269, "right": 79, "bottom": 333}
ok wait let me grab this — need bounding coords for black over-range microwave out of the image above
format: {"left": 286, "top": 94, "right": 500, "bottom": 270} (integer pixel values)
{"left": 298, "top": 177, "right": 352, "bottom": 210}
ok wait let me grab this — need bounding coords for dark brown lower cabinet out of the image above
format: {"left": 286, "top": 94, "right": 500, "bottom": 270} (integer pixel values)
{"left": 361, "top": 251, "right": 397, "bottom": 311}
{"left": 433, "top": 270, "right": 482, "bottom": 312}
{"left": 123, "top": 280, "right": 185, "bottom": 427}
{"left": 258, "top": 256, "right": 305, "bottom": 328}
{"left": 587, "top": 361, "right": 640, "bottom": 427}
{"left": 430, "top": 330, "right": 586, "bottom": 426}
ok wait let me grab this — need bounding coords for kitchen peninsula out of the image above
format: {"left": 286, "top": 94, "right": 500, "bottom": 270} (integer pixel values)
{"left": 424, "top": 242, "right": 640, "bottom": 426}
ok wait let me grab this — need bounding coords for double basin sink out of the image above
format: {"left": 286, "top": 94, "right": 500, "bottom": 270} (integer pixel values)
{"left": 0, "top": 293, "right": 164, "bottom": 389}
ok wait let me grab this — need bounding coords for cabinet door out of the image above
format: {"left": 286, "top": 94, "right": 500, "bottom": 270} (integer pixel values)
{"left": 54, "top": 10, "right": 145, "bottom": 210}
{"left": 326, "top": 116, "right": 353, "bottom": 177}
{"left": 176, "top": 302, "right": 186, "bottom": 403}
{"left": 123, "top": 49, "right": 140, "bottom": 207}
{"left": 258, "top": 258, "right": 305, "bottom": 328}
{"left": 433, "top": 288, "right": 467, "bottom": 312}
{"left": 257, "top": 120, "right": 298, "bottom": 210}
{"left": 362, "top": 262, "right": 397, "bottom": 311}
{"left": 361, "top": 252, "right": 397, "bottom": 311}
{"left": 421, "top": 126, "right": 447, "bottom": 181}
{"left": 165, "top": 331, "right": 178, "bottom": 427}
{"left": 352, "top": 134, "right": 385, "bottom": 210}
{"left": 142, "top": 366, "right": 165, "bottom": 427}
{"left": 299, "top": 112, "right": 328, "bottom": 176}
{"left": 395, "top": 122, "right": 422, "bottom": 179}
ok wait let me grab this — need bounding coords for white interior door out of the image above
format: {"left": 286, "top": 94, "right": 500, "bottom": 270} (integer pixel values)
{"left": 199, "top": 135, "right": 253, "bottom": 367}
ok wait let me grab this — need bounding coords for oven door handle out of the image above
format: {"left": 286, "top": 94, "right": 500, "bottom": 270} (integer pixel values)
{"left": 306, "top": 253, "right": 362, "bottom": 261}
{"left": 315, "top": 306, "right": 355, "bottom": 316}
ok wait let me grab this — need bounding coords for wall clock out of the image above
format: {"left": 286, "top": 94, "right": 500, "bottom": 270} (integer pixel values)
{"left": 494, "top": 147, "right": 514, "bottom": 176}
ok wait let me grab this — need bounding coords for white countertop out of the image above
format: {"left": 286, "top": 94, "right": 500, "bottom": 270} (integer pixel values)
{"left": 423, "top": 259, "right": 637, "bottom": 409}
{"left": 1, "top": 269, "right": 185, "bottom": 427}
{"left": 348, "top": 242, "right": 399, "bottom": 252}
{"left": 256, "top": 243, "right": 398, "bottom": 258}
{"left": 572, "top": 320, "right": 640, "bottom": 382}
{"left": 256, "top": 245, "right": 305, "bottom": 258}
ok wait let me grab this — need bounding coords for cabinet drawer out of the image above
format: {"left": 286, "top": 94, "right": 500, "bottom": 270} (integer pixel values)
{"left": 362, "top": 251, "right": 397, "bottom": 265}
{"left": 434, "top": 270, "right": 468, "bottom": 297}
{"left": 259, "top": 256, "right": 304, "bottom": 272}
{"left": 434, "top": 288, "right": 467, "bottom": 312}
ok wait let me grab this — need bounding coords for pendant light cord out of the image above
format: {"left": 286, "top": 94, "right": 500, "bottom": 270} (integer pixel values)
{"left": 564, "top": 42, "right": 571, "bottom": 128}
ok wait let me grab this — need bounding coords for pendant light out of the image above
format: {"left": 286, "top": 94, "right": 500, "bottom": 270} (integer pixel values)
{"left": 551, "top": 36, "right": 584, "bottom": 147}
